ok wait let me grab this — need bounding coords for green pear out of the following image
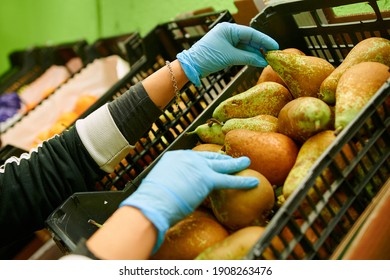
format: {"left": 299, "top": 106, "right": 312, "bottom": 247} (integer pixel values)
{"left": 335, "top": 61, "right": 390, "bottom": 131}
{"left": 222, "top": 114, "right": 278, "bottom": 134}
{"left": 319, "top": 37, "right": 390, "bottom": 105}
{"left": 186, "top": 120, "right": 225, "bottom": 145}
{"left": 212, "top": 82, "right": 292, "bottom": 122}
{"left": 257, "top": 48, "right": 306, "bottom": 87}
{"left": 277, "top": 97, "right": 333, "bottom": 143}
{"left": 265, "top": 50, "right": 335, "bottom": 99}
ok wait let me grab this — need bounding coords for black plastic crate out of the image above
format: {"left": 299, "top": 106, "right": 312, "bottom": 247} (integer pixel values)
{"left": 46, "top": 186, "right": 136, "bottom": 253}
{"left": 0, "top": 40, "right": 89, "bottom": 134}
{"left": 0, "top": 144, "right": 26, "bottom": 165}
{"left": 246, "top": 80, "right": 389, "bottom": 260}
{"left": 0, "top": 40, "right": 88, "bottom": 95}
{"left": 84, "top": 32, "right": 143, "bottom": 66}
{"left": 44, "top": 40, "right": 89, "bottom": 72}
{"left": 244, "top": 0, "right": 390, "bottom": 259}
{"left": 0, "top": 48, "right": 44, "bottom": 94}
{"left": 250, "top": 0, "right": 390, "bottom": 63}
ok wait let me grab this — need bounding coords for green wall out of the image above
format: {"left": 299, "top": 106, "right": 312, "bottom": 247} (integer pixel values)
{"left": 0, "top": 0, "right": 237, "bottom": 75}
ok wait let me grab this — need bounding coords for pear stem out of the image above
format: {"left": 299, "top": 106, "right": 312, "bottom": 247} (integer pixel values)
{"left": 259, "top": 48, "right": 266, "bottom": 57}
{"left": 206, "top": 118, "right": 224, "bottom": 127}
{"left": 88, "top": 219, "right": 103, "bottom": 228}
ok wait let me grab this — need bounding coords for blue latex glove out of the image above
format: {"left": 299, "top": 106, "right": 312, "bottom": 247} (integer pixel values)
{"left": 119, "top": 150, "right": 259, "bottom": 253}
{"left": 177, "top": 22, "right": 279, "bottom": 86}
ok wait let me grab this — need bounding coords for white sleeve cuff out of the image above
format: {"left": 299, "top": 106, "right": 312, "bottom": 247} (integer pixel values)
{"left": 75, "top": 104, "right": 133, "bottom": 173}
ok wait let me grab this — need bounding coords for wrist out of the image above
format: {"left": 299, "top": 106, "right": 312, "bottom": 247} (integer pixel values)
{"left": 86, "top": 206, "right": 157, "bottom": 259}
{"left": 119, "top": 181, "right": 194, "bottom": 252}
{"left": 170, "top": 59, "right": 189, "bottom": 88}
{"left": 177, "top": 50, "right": 201, "bottom": 86}
{"left": 119, "top": 192, "right": 171, "bottom": 253}
{"left": 142, "top": 59, "right": 189, "bottom": 109}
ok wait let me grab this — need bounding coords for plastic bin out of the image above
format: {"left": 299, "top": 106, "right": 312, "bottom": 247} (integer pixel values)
{"left": 45, "top": 40, "right": 89, "bottom": 74}
{"left": 84, "top": 32, "right": 143, "bottom": 66}
{"left": 0, "top": 40, "right": 88, "bottom": 94}
{"left": 0, "top": 144, "right": 26, "bottom": 165}
{"left": 250, "top": 0, "right": 390, "bottom": 61}
{"left": 243, "top": 0, "right": 390, "bottom": 259}
{"left": 46, "top": 186, "right": 135, "bottom": 253}
{"left": 0, "top": 40, "right": 89, "bottom": 134}
{"left": 0, "top": 48, "right": 43, "bottom": 94}
{"left": 246, "top": 78, "right": 390, "bottom": 260}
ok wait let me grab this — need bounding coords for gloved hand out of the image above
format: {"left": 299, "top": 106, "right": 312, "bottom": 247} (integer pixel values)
{"left": 177, "top": 22, "right": 279, "bottom": 86}
{"left": 119, "top": 150, "right": 259, "bottom": 253}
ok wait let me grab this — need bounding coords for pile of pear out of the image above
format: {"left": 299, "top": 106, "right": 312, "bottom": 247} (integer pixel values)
{"left": 151, "top": 37, "right": 390, "bottom": 260}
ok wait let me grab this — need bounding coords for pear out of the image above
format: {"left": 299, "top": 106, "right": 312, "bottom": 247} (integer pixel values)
{"left": 224, "top": 129, "right": 299, "bottom": 186}
{"left": 277, "top": 97, "right": 333, "bottom": 143}
{"left": 195, "top": 226, "right": 266, "bottom": 260}
{"left": 186, "top": 120, "right": 225, "bottom": 145}
{"left": 222, "top": 114, "right": 278, "bottom": 134}
{"left": 282, "top": 47, "right": 306, "bottom": 55}
{"left": 256, "top": 65, "right": 287, "bottom": 87}
{"left": 212, "top": 82, "right": 292, "bottom": 122}
{"left": 209, "top": 169, "right": 275, "bottom": 230}
{"left": 257, "top": 48, "right": 306, "bottom": 87}
{"left": 264, "top": 50, "right": 335, "bottom": 99}
{"left": 319, "top": 37, "right": 390, "bottom": 105}
{"left": 150, "top": 215, "right": 228, "bottom": 260}
{"left": 282, "top": 130, "right": 355, "bottom": 203}
{"left": 192, "top": 143, "right": 224, "bottom": 153}
{"left": 335, "top": 61, "right": 390, "bottom": 131}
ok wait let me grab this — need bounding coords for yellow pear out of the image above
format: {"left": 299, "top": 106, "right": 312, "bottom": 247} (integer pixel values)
{"left": 319, "top": 37, "right": 390, "bottom": 105}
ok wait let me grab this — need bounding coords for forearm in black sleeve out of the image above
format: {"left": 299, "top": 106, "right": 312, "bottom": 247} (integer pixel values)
{"left": 0, "top": 127, "right": 104, "bottom": 247}
{"left": 107, "top": 82, "right": 162, "bottom": 144}
{"left": 0, "top": 82, "right": 162, "bottom": 248}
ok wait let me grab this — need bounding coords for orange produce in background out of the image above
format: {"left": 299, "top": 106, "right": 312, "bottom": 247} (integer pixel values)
{"left": 57, "top": 111, "right": 78, "bottom": 126}
{"left": 49, "top": 122, "right": 67, "bottom": 136}
{"left": 41, "top": 87, "right": 55, "bottom": 99}
{"left": 30, "top": 95, "right": 98, "bottom": 148}
{"left": 74, "top": 95, "right": 97, "bottom": 115}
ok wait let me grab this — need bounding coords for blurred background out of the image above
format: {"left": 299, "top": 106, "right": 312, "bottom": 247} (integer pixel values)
{"left": 0, "top": 0, "right": 242, "bottom": 74}
{"left": 2, "top": 0, "right": 388, "bottom": 74}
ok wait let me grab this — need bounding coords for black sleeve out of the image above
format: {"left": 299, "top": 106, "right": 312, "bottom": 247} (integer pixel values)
{"left": 0, "top": 81, "right": 163, "bottom": 250}
{"left": 107, "top": 82, "right": 162, "bottom": 145}
{"left": 0, "top": 127, "right": 105, "bottom": 248}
